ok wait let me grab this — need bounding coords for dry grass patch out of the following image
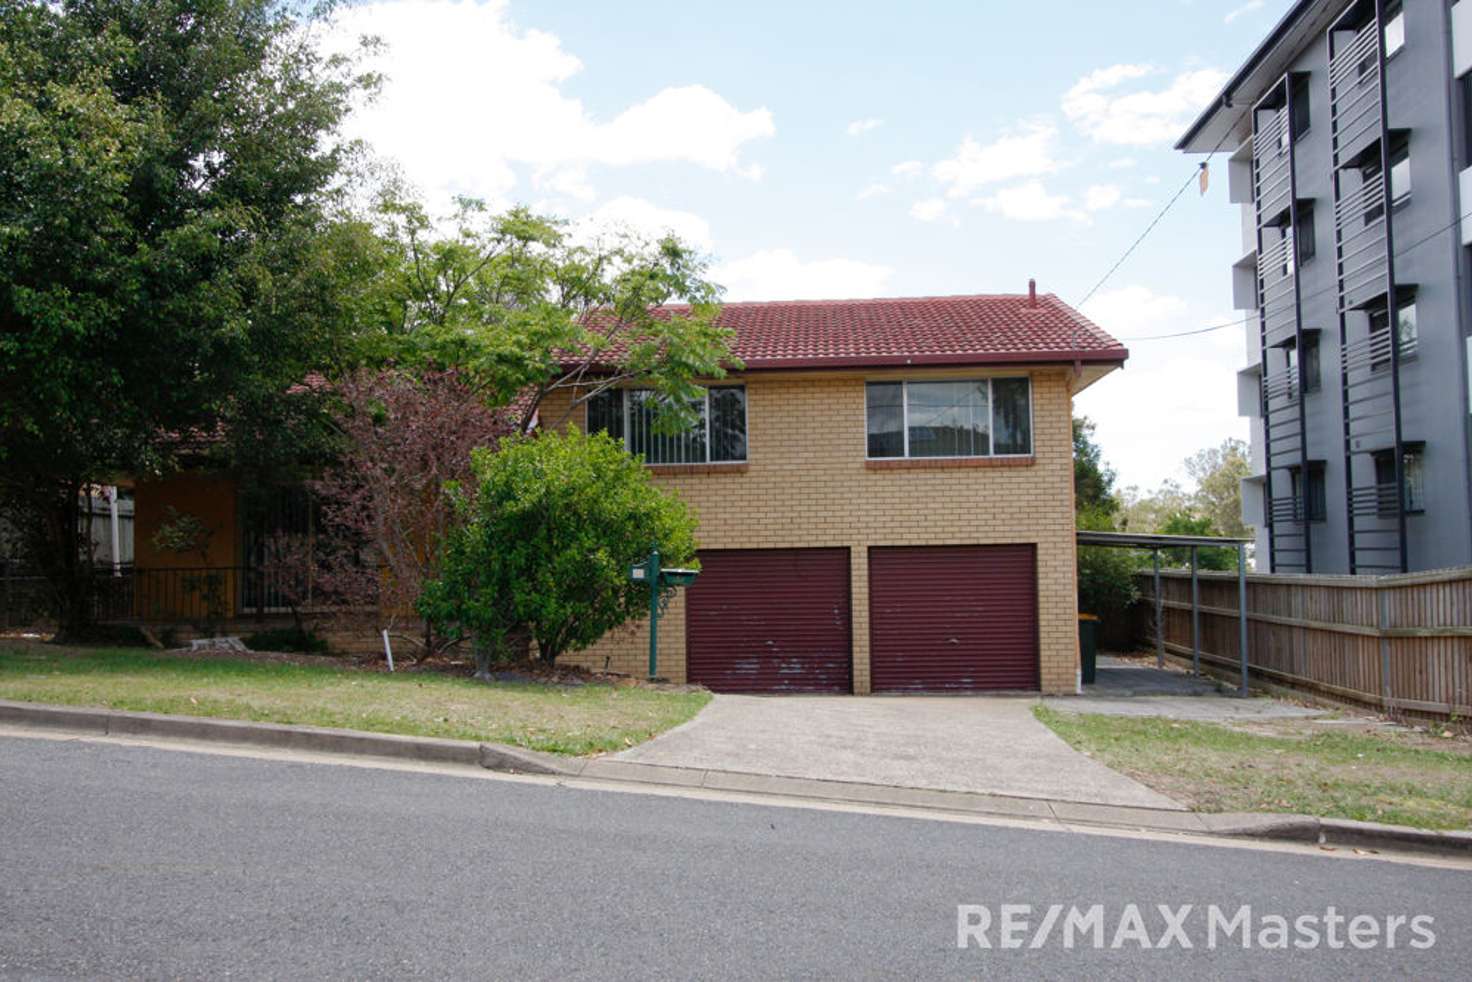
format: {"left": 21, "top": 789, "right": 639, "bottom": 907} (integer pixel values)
{"left": 0, "top": 643, "right": 709, "bottom": 756}
{"left": 1036, "top": 706, "right": 1472, "bottom": 831}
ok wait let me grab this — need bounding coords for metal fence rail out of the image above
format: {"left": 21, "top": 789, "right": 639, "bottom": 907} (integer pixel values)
{"left": 1138, "top": 566, "right": 1472, "bottom": 718}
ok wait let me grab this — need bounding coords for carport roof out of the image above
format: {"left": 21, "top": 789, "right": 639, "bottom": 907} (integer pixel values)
{"left": 1077, "top": 530, "right": 1250, "bottom": 550}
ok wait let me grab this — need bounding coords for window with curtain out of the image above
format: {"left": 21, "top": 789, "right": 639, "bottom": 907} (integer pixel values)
{"left": 586, "top": 386, "right": 746, "bottom": 464}
{"left": 865, "top": 378, "right": 1032, "bottom": 459}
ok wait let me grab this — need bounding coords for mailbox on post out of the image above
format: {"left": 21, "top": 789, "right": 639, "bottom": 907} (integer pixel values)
{"left": 628, "top": 546, "right": 699, "bottom": 679}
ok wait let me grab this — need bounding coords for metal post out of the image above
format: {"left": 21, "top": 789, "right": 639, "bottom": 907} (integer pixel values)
{"left": 1237, "top": 543, "right": 1249, "bottom": 697}
{"left": 1190, "top": 546, "right": 1201, "bottom": 676}
{"left": 647, "top": 546, "right": 661, "bottom": 680}
{"left": 1153, "top": 549, "right": 1164, "bottom": 669}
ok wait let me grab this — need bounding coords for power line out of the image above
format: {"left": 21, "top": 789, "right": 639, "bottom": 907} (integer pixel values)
{"left": 1120, "top": 205, "right": 1472, "bottom": 342}
{"left": 1076, "top": 105, "right": 1254, "bottom": 308}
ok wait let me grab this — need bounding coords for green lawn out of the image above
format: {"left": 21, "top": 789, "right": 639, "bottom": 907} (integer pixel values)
{"left": 1036, "top": 706, "right": 1472, "bottom": 831}
{"left": 0, "top": 644, "right": 710, "bottom": 756}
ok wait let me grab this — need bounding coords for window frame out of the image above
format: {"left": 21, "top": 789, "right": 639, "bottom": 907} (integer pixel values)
{"left": 1387, "top": 136, "right": 1411, "bottom": 205}
{"left": 1382, "top": 1, "right": 1405, "bottom": 59}
{"left": 864, "top": 377, "right": 1035, "bottom": 461}
{"left": 588, "top": 384, "right": 749, "bottom": 465}
{"left": 1287, "top": 462, "right": 1328, "bottom": 523}
{"left": 1374, "top": 444, "right": 1425, "bottom": 515}
{"left": 1368, "top": 298, "right": 1418, "bottom": 372}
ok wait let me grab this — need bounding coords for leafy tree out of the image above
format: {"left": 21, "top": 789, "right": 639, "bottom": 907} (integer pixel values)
{"left": 1184, "top": 438, "right": 1251, "bottom": 540}
{"left": 1118, "top": 480, "right": 1191, "bottom": 535}
{"left": 1072, "top": 416, "right": 1119, "bottom": 520}
{"left": 420, "top": 429, "right": 699, "bottom": 680}
{"left": 1158, "top": 512, "right": 1237, "bottom": 571}
{"left": 1076, "top": 505, "right": 1140, "bottom": 620}
{"left": 0, "top": 0, "right": 377, "bottom": 635}
{"left": 362, "top": 193, "right": 739, "bottom": 434}
{"left": 308, "top": 368, "right": 513, "bottom": 660}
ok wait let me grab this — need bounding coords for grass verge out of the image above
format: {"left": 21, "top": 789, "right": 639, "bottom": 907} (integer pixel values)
{"left": 0, "top": 644, "right": 710, "bottom": 756}
{"left": 1036, "top": 705, "right": 1472, "bottom": 831}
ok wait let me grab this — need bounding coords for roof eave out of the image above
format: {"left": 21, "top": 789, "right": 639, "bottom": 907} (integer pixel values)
{"left": 1174, "top": 0, "right": 1321, "bottom": 152}
{"left": 564, "top": 350, "right": 1129, "bottom": 375}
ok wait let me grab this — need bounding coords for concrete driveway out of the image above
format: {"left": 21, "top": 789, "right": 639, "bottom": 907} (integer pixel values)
{"left": 614, "top": 694, "right": 1181, "bottom": 810}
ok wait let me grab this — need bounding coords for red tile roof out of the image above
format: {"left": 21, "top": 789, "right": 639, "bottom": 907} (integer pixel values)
{"left": 643, "top": 293, "right": 1127, "bottom": 371}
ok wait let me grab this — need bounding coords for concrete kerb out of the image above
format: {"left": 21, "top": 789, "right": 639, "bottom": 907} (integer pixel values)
{"left": 3, "top": 699, "right": 1469, "bottom": 857}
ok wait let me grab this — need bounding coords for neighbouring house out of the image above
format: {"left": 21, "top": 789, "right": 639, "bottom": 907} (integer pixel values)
{"left": 1177, "top": 0, "right": 1472, "bottom": 573}
{"left": 541, "top": 289, "right": 1127, "bottom": 695}
{"left": 122, "top": 288, "right": 1127, "bottom": 694}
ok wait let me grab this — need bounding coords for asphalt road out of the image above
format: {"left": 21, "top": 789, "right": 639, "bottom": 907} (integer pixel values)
{"left": 1, "top": 735, "right": 1468, "bottom": 980}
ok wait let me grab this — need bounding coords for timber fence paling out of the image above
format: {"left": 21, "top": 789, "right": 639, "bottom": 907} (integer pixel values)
{"left": 1137, "top": 566, "right": 1472, "bottom": 720}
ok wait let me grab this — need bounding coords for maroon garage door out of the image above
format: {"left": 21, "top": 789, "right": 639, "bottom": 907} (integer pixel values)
{"left": 684, "top": 548, "right": 852, "bottom": 693}
{"left": 869, "top": 545, "right": 1039, "bottom": 692}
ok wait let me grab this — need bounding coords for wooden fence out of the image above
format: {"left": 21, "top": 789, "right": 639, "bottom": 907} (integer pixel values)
{"left": 1137, "top": 566, "right": 1472, "bottom": 719}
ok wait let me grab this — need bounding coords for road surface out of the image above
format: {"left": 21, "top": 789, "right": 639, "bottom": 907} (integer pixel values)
{"left": 1, "top": 733, "right": 1467, "bottom": 979}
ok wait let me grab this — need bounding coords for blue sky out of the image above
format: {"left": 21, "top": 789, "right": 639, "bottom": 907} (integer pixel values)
{"left": 327, "top": 0, "right": 1296, "bottom": 494}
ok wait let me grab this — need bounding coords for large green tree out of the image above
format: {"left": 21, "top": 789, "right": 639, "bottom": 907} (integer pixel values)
{"left": 0, "top": 0, "right": 376, "bottom": 632}
{"left": 360, "top": 192, "right": 738, "bottom": 435}
{"left": 1184, "top": 438, "right": 1252, "bottom": 540}
{"left": 1072, "top": 416, "right": 1119, "bottom": 523}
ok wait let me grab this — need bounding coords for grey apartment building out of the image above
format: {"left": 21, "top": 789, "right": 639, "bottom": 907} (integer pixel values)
{"left": 1178, "top": 0, "right": 1472, "bottom": 573}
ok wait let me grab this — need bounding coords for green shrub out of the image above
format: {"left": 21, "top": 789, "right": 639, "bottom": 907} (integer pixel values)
{"left": 421, "top": 428, "right": 699, "bottom": 679}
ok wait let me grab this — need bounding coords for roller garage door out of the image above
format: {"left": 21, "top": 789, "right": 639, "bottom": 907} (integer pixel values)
{"left": 869, "top": 545, "right": 1039, "bottom": 692}
{"left": 684, "top": 548, "right": 852, "bottom": 693}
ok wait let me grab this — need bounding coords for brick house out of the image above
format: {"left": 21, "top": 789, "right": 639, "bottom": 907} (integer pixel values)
{"left": 541, "top": 290, "right": 1128, "bottom": 695}
{"left": 124, "top": 289, "right": 1126, "bottom": 694}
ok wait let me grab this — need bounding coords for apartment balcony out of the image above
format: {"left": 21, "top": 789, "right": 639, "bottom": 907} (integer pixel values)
{"left": 1236, "top": 363, "right": 1262, "bottom": 418}
{"left": 1252, "top": 111, "right": 1294, "bottom": 223}
{"left": 1255, "top": 235, "right": 1298, "bottom": 344}
{"left": 1327, "top": 17, "right": 1385, "bottom": 168}
{"left": 1333, "top": 172, "right": 1390, "bottom": 311}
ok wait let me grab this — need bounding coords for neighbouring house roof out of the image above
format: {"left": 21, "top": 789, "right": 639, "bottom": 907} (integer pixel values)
{"left": 587, "top": 293, "right": 1128, "bottom": 372}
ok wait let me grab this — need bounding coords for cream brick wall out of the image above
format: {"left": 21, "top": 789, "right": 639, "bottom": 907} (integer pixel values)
{"left": 543, "top": 366, "right": 1084, "bottom": 694}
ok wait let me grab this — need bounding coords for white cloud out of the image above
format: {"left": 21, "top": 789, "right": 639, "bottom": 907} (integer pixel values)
{"left": 1074, "top": 286, "right": 1249, "bottom": 490}
{"left": 1107, "top": 157, "right": 1137, "bottom": 170}
{"left": 891, "top": 160, "right": 925, "bottom": 178}
{"left": 578, "top": 196, "right": 714, "bottom": 251}
{"left": 1122, "top": 196, "right": 1153, "bottom": 208}
{"left": 932, "top": 123, "right": 1060, "bottom": 198}
{"left": 711, "top": 249, "right": 894, "bottom": 301}
{"left": 1062, "top": 64, "right": 1227, "bottom": 146}
{"left": 857, "top": 183, "right": 891, "bottom": 200}
{"left": 324, "top": 0, "right": 774, "bottom": 204}
{"left": 846, "top": 117, "right": 884, "bottom": 136}
{"left": 974, "top": 181, "right": 1083, "bottom": 223}
{"left": 909, "top": 197, "right": 949, "bottom": 222}
{"left": 532, "top": 166, "right": 595, "bottom": 202}
{"left": 1084, "top": 184, "right": 1123, "bottom": 211}
{"left": 1224, "top": 1, "right": 1265, "bottom": 24}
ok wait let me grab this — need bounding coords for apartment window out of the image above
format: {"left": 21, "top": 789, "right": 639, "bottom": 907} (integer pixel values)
{"left": 1296, "top": 203, "right": 1316, "bottom": 265}
{"left": 1369, "top": 299, "right": 1418, "bottom": 371}
{"left": 1288, "top": 462, "right": 1327, "bottom": 522}
{"left": 1373, "top": 444, "right": 1424, "bottom": 514}
{"left": 1284, "top": 334, "right": 1321, "bottom": 393}
{"left": 865, "top": 378, "right": 1032, "bottom": 459}
{"left": 586, "top": 385, "right": 747, "bottom": 464}
{"left": 1289, "top": 75, "right": 1311, "bottom": 140}
{"left": 1388, "top": 136, "right": 1411, "bottom": 204}
{"left": 1383, "top": 2, "right": 1404, "bottom": 58}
